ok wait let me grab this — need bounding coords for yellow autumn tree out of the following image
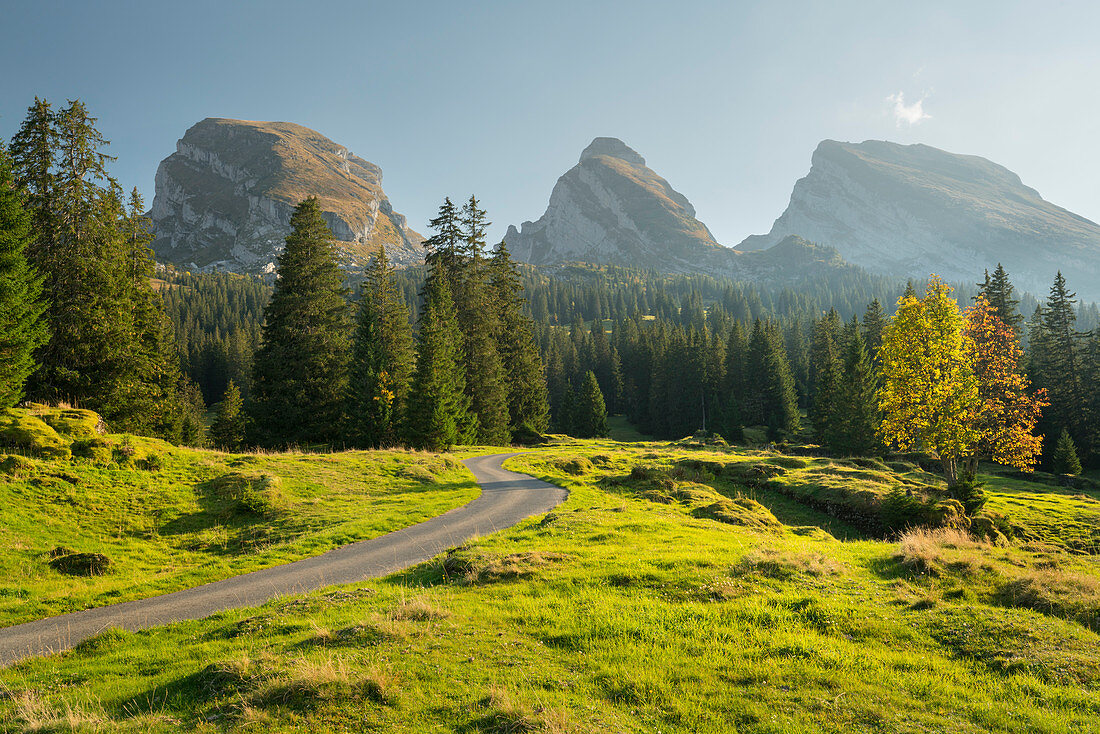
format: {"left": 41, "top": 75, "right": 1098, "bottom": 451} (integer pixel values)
{"left": 878, "top": 277, "right": 980, "bottom": 484}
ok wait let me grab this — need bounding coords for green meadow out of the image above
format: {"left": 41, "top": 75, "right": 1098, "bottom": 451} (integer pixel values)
{"left": 2, "top": 433, "right": 1100, "bottom": 732}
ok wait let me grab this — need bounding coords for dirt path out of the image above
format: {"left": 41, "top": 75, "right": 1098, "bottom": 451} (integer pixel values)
{"left": 0, "top": 452, "right": 564, "bottom": 667}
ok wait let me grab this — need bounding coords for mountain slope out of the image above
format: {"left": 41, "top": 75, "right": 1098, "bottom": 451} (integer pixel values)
{"left": 150, "top": 118, "right": 423, "bottom": 273}
{"left": 738, "top": 139, "right": 1100, "bottom": 299}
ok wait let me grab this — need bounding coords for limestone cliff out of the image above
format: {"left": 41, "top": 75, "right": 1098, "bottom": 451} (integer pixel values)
{"left": 150, "top": 118, "right": 422, "bottom": 273}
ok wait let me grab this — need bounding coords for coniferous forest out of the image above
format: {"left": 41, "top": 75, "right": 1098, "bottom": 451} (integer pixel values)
{"left": 3, "top": 98, "right": 1100, "bottom": 478}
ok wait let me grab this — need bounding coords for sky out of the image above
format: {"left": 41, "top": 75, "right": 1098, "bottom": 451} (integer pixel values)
{"left": 3, "top": 0, "right": 1100, "bottom": 246}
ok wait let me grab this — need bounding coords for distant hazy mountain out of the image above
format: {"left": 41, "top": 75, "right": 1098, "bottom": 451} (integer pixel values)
{"left": 738, "top": 140, "right": 1100, "bottom": 299}
{"left": 150, "top": 118, "right": 422, "bottom": 273}
{"left": 504, "top": 137, "right": 865, "bottom": 285}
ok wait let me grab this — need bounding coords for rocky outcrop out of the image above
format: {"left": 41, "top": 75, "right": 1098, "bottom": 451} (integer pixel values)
{"left": 504, "top": 137, "right": 726, "bottom": 271}
{"left": 150, "top": 118, "right": 423, "bottom": 273}
{"left": 738, "top": 139, "right": 1100, "bottom": 299}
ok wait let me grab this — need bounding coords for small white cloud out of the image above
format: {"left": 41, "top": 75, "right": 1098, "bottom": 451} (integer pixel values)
{"left": 886, "top": 91, "right": 931, "bottom": 127}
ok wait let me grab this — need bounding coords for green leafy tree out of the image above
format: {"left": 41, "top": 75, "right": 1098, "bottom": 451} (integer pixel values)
{"left": 210, "top": 379, "right": 245, "bottom": 450}
{"left": 573, "top": 370, "right": 609, "bottom": 438}
{"left": 0, "top": 146, "right": 47, "bottom": 408}
{"left": 347, "top": 245, "right": 415, "bottom": 447}
{"left": 249, "top": 197, "right": 351, "bottom": 446}
{"left": 404, "top": 271, "right": 476, "bottom": 450}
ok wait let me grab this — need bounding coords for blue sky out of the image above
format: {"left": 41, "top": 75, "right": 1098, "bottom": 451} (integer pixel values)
{"left": 3, "top": 0, "right": 1099, "bottom": 245}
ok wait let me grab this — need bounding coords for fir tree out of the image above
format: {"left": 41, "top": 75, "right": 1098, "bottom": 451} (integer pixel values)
{"left": 861, "top": 298, "right": 887, "bottom": 360}
{"left": 1038, "top": 272, "right": 1088, "bottom": 458}
{"left": 1051, "top": 428, "right": 1082, "bottom": 476}
{"left": 809, "top": 310, "right": 841, "bottom": 440}
{"left": 249, "top": 197, "right": 351, "bottom": 446}
{"left": 487, "top": 240, "right": 550, "bottom": 433}
{"left": 0, "top": 146, "right": 47, "bottom": 408}
{"left": 347, "top": 245, "right": 415, "bottom": 447}
{"left": 211, "top": 379, "right": 245, "bottom": 450}
{"left": 404, "top": 271, "right": 476, "bottom": 450}
{"left": 977, "top": 264, "right": 1022, "bottom": 335}
{"left": 573, "top": 370, "right": 609, "bottom": 438}
{"left": 456, "top": 196, "right": 510, "bottom": 445}
{"left": 826, "top": 320, "right": 879, "bottom": 455}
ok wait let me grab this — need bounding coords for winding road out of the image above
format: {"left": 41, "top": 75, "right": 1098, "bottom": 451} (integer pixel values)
{"left": 0, "top": 452, "right": 565, "bottom": 667}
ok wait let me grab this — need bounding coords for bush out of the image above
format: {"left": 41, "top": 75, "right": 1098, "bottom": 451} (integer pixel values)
{"left": 948, "top": 474, "right": 988, "bottom": 516}
{"left": 49, "top": 550, "right": 111, "bottom": 576}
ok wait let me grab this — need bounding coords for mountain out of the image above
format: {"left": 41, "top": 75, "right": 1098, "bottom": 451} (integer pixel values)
{"left": 149, "top": 118, "right": 423, "bottom": 273}
{"left": 504, "top": 137, "right": 726, "bottom": 270}
{"left": 738, "top": 139, "right": 1100, "bottom": 300}
{"left": 504, "top": 137, "right": 872, "bottom": 286}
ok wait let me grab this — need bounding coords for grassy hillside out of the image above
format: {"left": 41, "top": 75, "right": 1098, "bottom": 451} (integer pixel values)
{"left": 0, "top": 405, "right": 479, "bottom": 627}
{"left": 2, "top": 439, "right": 1099, "bottom": 732}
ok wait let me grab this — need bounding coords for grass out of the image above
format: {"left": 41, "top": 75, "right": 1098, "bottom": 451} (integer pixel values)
{"left": 0, "top": 406, "right": 481, "bottom": 627}
{"left": 2, "top": 438, "right": 1100, "bottom": 732}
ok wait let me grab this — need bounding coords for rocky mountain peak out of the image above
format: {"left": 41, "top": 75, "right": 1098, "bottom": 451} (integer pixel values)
{"left": 738, "top": 139, "right": 1100, "bottom": 299}
{"left": 149, "top": 118, "right": 422, "bottom": 273}
{"left": 579, "top": 137, "right": 646, "bottom": 167}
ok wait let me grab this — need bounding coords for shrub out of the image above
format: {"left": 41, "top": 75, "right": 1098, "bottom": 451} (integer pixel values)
{"left": 948, "top": 474, "right": 988, "bottom": 516}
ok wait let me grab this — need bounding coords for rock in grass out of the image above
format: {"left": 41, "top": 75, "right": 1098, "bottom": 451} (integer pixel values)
{"left": 49, "top": 551, "right": 111, "bottom": 576}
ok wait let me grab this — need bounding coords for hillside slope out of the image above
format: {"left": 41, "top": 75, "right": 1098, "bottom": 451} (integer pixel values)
{"left": 738, "top": 139, "right": 1100, "bottom": 299}
{"left": 150, "top": 118, "right": 424, "bottom": 273}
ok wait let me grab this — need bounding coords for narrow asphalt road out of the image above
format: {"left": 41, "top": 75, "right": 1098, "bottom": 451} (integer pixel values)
{"left": 0, "top": 452, "right": 565, "bottom": 667}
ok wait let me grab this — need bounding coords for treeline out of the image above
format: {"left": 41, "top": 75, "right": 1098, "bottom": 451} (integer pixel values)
{"left": 218, "top": 196, "right": 552, "bottom": 451}
{"left": 0, "top": 99, "right": 205, "bottom": 441}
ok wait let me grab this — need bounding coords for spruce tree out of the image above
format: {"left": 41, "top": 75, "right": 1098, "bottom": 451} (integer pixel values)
{"left": 809, "top": 311, "right": 841, "bottom": 440}
{"left": 861, "top": 298, "right": 887, "bottom": 360}
{"left": 826, "top": 320, "right": 879, "bottom": 455}
{"left": 487, "top": 240, "right": 550, "bottom": 434}
{"left": 1038, "top": 272, "right": 1087, "bottom": 458}
{"left": 0, "top": 146, "right": 47, "bottom": 408}
{"left": 978, "top": 264, "right": 1022, "bottom": 335}
{"left": 211, "top": 379, "right": 245, "bottom": 450}
{"left": 1051, "top": 428, "right": 1082, "bottom": 476}
{"left": 762, "top": 322, "right": 801, "bottom": 438}
{"left": 457, "top": 196, "right": 510, "bottom": 445}
{"left": 721, "top": 321, "right": 746, "bottom": 441}
{"left": 347, "top": 245, "right": 415, "bottom": 447}
{"left": 404, "top": 271, "right": 476, "bottom": 450}
{"left": 249, "top": 197, "right": 351, "bottom": 446}
{"left": 573, "top": 370, "right": 609, "bottom": 438}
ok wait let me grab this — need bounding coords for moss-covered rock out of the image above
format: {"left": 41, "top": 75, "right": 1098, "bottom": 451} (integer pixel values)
{"left": 71, "top": 436, "right": 115, "bottom": 465}
{"left": 39, "top": 408, "right": 104, "bottom": 438}
{"left": 49, "top": 551, "right": 111, "bottom": 576}
{"left": 0, "top": 410, "right": 71, "bottom": 459}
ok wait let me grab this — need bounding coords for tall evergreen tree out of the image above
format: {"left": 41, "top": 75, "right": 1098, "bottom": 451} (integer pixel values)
{"left": 487, "top": 240, "right": 550, "bottom": 433}
{"left": 249, "top": 197, "right": 351, "bottom": 446}
{"left": 456, "top": 196, "right": 510, "bottom": 445}
{"left": 861, "top": 298, "right": 887, "bottom": 360}
{"left": 1051, "top": 428, "right": 1082, "bottom": 476}
{"left": 1037, "top": 272, "right": 1088, "bottom": 459}
{"left": 825, "top": 319, "right": 879, "bottom": 455}
{"left": 210, "top": 379, "right": 245, "bottom": 450}
{"left": 347, "top": 245, "right": 415, "bottom": 447}
{"left": 809, "top": 310, "right": 841, "bottom": 440}
{"left": 0, "top": 146, "right": 47, "bottom": 408}
{"left": 745, "top": 320, "right": 800, "bottom": 437}
{"left": 573, "top": 370, "right": 609, "bottom": 438}
{"left": 977, "top": 264, "right": 1022, "bottom": 335}
{"left": 404, "top": 271, "right": 476, "bottom": 450}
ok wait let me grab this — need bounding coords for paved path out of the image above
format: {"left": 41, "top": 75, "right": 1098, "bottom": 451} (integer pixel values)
{"left": 0, "top": 452, "right": 565, "bottom": 667}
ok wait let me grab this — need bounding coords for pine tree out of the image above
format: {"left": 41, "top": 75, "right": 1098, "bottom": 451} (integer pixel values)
{"left": 211, "top": 379, "right": 245, "bottom": 450}
{"left": 249, "top": 197, "right": 352, "bottom": 446}
{"left": 861, "top": 298, "right": 888, "bottom": 360}
{"left": 0, "top": 145, "right": 47, "bottom": 408}
{"left": 1036, "top": 272, "right": 1089, "bottom": 461}
{"left": 721, "top": 320, "right": 746, "bottom": 440}
{"left": 456, "top": 196, "right": 510, "bottom": 445}
{"left": 826, "top": 320, "right": 879, "bottom": 455}
{"left": 745, "top": 320, "right": 799, "bottom": 438}
{"left": 347, "top": 245, "right": 415, "bottom": 447}
{"left": 573, "top": 370, "right": 609, "bottom": 438}
{"left": 1051, "top": 428, "right": 1082, "bottom": 476}
{"left": 977, "top": 264, "right": 1022, "bottom": 335}
{"left": 404, "top": 271, "right": 476, "bottom": 450}
{"left": 487, "top": 240, "right": 550, "bottom": 434}
{"left": 809, "top": 310, "right": 841, "bottom": 440}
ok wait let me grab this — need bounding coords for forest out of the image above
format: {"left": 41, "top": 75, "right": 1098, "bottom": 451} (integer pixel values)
{"left": 2, "top": 98, "right": 1100, "bottom": 487}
